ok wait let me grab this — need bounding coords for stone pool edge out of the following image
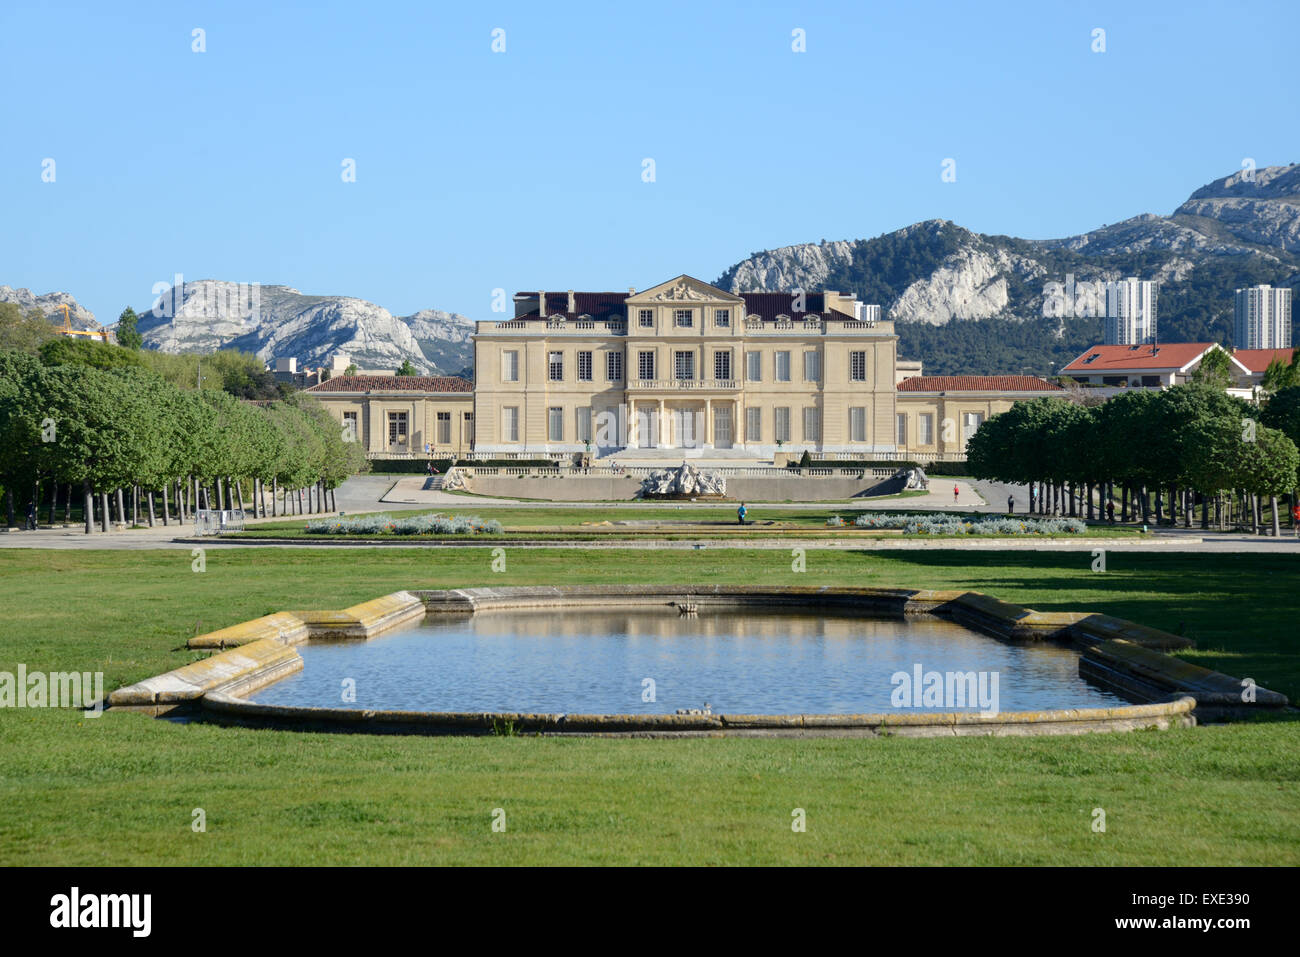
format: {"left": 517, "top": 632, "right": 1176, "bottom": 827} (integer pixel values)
{"left": 105, "top": 586, "right": 1287, "bottom": 735}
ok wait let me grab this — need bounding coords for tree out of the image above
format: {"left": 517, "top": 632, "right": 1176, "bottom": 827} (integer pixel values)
{"left": 1237, "top": 426, "right": 1300, "bottom": 536}
{"left": 1260, "top": 348, "right": 1300, "bottom": 394}
{"left": 1189, "top": 347, "right": 1232, "bottom": 389}
{"left": 344, "top": 363, "right": 358, "bottom": 376}
{"left": 116, "top": 307, "right": 143, "bottom": 350}
{"left": 0, "top": 303, "right": 58, "bottom": 354}
{"left": 396, "top": 359, "right": 418, "bottom": 376}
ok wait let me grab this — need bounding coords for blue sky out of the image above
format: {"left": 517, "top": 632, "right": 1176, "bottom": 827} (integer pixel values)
{"left": 2, "top": 0, "right": 1296, "bottom": 325}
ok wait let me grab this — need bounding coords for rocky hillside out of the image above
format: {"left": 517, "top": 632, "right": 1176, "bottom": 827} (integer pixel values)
{"left": 718, "top": 165, "right": 1300, "bottom": 375}
{"left": 135, "top": 281, "right": 475, "bottom": 376}
{"left": 0, "top": 286, "right": 100, "bottom": 330}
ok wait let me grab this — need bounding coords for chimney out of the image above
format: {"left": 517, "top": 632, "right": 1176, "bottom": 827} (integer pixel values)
{"left": 629, "top": 286, "right": 636, "bottom": 295}
{"left": 538, "top": 291, "right": 546, "bottom": 316}
{"left": 567, "top": 290, "right": 576, "bottom": 314}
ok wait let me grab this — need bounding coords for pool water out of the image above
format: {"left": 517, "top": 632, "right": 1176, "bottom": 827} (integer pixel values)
{"left": 248, "top": 609, "right": 1128, "bottom": 715}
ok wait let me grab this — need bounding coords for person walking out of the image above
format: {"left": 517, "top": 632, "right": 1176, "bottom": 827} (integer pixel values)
{"left": 737, "top": 502, "right": 747, "bottom": 526}
{"left": 953, "top": 483, "right": 959, "bottom": 504}
{"left": 1007, "top": 495, "right": 1014, "bottom": 515}
{"left": 1030, "top": 485, "right": 1037, "bottom": 513}
{"left": 1107, "top": 500, "right": 1115, "bottom": 524}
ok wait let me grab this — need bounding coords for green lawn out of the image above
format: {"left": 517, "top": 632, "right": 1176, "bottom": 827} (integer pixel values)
{"left": 1, "top": 547, "right": 1296, "bottom": 865}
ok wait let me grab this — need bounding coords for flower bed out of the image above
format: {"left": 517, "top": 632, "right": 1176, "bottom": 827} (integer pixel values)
{"left": 305, "top": 513, "right": 503, "bottom": 536}
{"left": 849, "top": 512, "right": 1087, "bottom": 535}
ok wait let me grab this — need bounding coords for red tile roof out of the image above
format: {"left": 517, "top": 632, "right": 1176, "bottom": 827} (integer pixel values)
{"left": 1232, "top": 347, "right": 1296, "bottom": 373}
{"left": 305, "top": 375, "right": 473, "bottom": 393}
{"left": 1063, "top": 343, "right": 1217, "bottom": 373}
{"left": 896, "top": 375, "right": 1062, "bottom": 392}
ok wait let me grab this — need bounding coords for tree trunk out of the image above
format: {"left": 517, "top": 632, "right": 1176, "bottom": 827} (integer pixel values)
{"left": 47, "top": 480, "right": 58, "bottom": 526}
{"left": 147, "top": 490, "right": 157, "bottom": 527}
{"left": 271, "top": 478, "right": 278, "bottom": 517}
{"left": 161, "top": 483, "right": 170, "bottom": 526}
{"left": 100, "top": 493, "right": 111, "bottom": 532}
{"left": 4, "top": 488, "right": 13, "bottom": 528}
{"left": 83, "top": 480, "right": 94, "bottom": 534}
{"left": 131, "top": 486, "right": 138, "bottom": 526}
{"left": 1252, "top": 494, "right": 1261, "bottom": 535}
{"left": 1270, "top": 495, "right": 1280, "bottom": 537}
{"left": 235, "top": 478, "right": 245, "bottom": 514}
{"left": 1200, "top": 493, "right": 1209, "bottom": 529}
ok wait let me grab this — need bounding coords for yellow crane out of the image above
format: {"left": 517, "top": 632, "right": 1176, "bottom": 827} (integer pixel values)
{"left": 55, "top": 304, "right": 110, "bottom": 342}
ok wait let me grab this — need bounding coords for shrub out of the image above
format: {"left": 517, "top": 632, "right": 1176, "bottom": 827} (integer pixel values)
{"left": 849, "top": 512, "right": 1086, "bottom": 535}
{"left": 304, "top": 513, "right": 502, "bottom": 536}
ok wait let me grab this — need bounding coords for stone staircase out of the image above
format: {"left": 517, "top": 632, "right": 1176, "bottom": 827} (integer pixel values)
{"left": 422, "top": 476, "right": 445, "bottom": 491}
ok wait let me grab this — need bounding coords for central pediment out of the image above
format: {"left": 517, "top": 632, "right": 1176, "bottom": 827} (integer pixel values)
{"left": 627, "top": 275, "right": 743, "bottom": 305}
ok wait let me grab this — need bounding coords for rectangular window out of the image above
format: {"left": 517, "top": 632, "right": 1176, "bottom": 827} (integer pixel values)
{"left": 638, "top": 350, "right": 655, "bottom": 381}
{"left": 437, "top": 411, "right": 451, "bottom": 445}
{"left": 502, "top": 407, "right": 519, "bottom": 442}
{"left": 576, "top": 407, "right": 592, "bottom": 443}
{"left": 674, "top": 309, "right": 693, "bottom": 328}
{"left": 850, "top": 351, "right": 866, "bottom": 381}
{"left": 577, "top": 350, "right": 592, "bottom": 381}
{"left": 674, "top": 351, "right": 694, "bottom": 381}
{"left": 803, "top": 350, "right": 821, "bottom": 382}
{"left": 919, "top": 413, "right": 933, "bottom": 445}
{"left": 746, "top": 407, "right": 762, "bottom": 443}
{"left": 463, "top": 411, "right": 475, "bottom": 444}
{"left": 715, "top": 309, "right": 730, "bottom": 328}
{"left": 774, "top": 407, "right": 791, "bottom": 443}
{"left": 548, "top": 351, "right": 563, "bottom": 381}
{"left": 639, "top": 308, "right": 654, "bottom": 328}
{"left": 803, "top": 407, "right": 821, "bottom": 442}
{"left": 342, "top": 411, "right": 358, "bottom": 444}
{"left": 962, "top": 412, "right": 985, "bottom": 447}
{"left": 606, "top": 350, "right": 623, "bottom": 381}
{"left": 746, "top": 351, "right": 761, "bottom": 382}
{"left": 775, "top": 351, "right": 791, "bottom": 382}
{"left": 714, "top": 351, "right": 731, "bottom": 381}
{"left": 896, "top": 413, "right": 907, "bottom": 446}
{"left": 387, "top": 411, "right": 408, "bottom": 449}
{"left": 548, "top": 407, "right": 564, "bottom": 442}
{"left": 502, "top": 350, "right": 519, "bottom": 382}
{"left": 849, "top": 407, "right": 866, "bottom": 442}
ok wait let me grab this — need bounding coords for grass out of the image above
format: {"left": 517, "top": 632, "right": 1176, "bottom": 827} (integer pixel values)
{"left": 1, "top": 547, "right": 1297, "bottom": 865}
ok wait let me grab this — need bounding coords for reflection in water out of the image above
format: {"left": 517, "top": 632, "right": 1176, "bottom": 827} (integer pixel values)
{"left": 249, "top": 608, "right": 1127, "bottom": 715}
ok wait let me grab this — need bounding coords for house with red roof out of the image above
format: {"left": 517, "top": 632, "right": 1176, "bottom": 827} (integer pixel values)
{"left": 304, "top": 375, "right": 475, "bottom": 457}
{"left": 893, "top": 374, "right": 1062, "bottom": 458}
{"left": 1231, "top": 347, "right": 1297, "bottom": 392}
{"left": 1062, "top": 342, "right": 1252, "bottom": 394}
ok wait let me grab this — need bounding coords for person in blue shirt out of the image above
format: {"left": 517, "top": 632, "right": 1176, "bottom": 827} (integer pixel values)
{"left": 737, "top": 502, "right": 747, "bottom": 525}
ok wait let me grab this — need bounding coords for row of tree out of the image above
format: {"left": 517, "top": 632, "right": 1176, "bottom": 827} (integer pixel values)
{"left": 0, "top": 350, "right": 367, "bottom": 533}
{"left": 966, "top": 383, "right": 1300, "bottom": 535}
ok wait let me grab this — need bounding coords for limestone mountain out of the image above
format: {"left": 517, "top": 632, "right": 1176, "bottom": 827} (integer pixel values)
{"left": 0, "top": 286, "right": 100, "bottom": 330}
{"left": 717, "top": 165, "right": 1300, "bottom": 375}
{"left": 134, "top": 281, "right": 475, "bottom": 376}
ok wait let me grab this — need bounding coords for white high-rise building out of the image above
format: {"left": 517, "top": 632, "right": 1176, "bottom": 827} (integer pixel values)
{"left": 1104, "top": 278, "right": 1158, "bottom": 345}
{"left": 1234, "top": 285, "right": 1293, "bottom": 350}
